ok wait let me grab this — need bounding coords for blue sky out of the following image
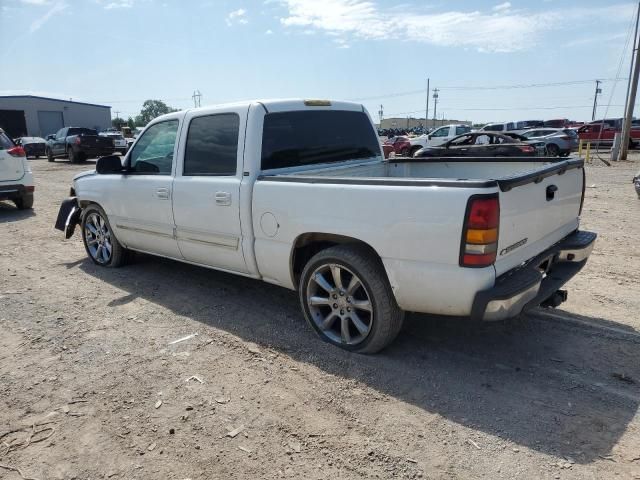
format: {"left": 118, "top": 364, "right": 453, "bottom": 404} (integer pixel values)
{"left": 0, "top": 0, "right": 637, "bottom": 124}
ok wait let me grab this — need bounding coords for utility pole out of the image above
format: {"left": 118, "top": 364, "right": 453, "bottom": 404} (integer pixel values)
{"left": 425, "top": 78, "right": 430, "bottom": 130}
{"left": 113, "top": 111, "right": 121, "bottom": 128}
{"left": 192, "top": 90, "right": 202, "bottom": 108}
{"left": 432, "top": 88, "right": 439, "bottom": 124}
{"left": 591, "top": 80, "right": 602, "bottom": 121}
{"left": 620, "top": 1, "right": 640, "bottom": 160}
{"left": 378, "top": 104, "right": 384, "bottom": 126}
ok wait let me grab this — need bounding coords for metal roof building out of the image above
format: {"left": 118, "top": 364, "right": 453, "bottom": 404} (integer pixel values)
{"left": 0, "top": 95, "right": 112, "bottom": 139}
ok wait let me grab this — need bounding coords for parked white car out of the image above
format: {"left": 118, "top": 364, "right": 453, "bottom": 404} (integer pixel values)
{"left": 0, "top": 128, "right": 34, "bottom": 209}
{"left": 480, "top": 121, "right": 544, "bottom": 136}
{"left": 409, "top": 124, "right": 472, "bottom": 154}
{"left": 55, "top": 99, "right": 595, "bottom": 353}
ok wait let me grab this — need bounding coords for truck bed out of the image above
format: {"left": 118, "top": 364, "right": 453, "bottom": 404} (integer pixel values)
{"left": 264, "top": 157, "right": 581, "bottom": 190}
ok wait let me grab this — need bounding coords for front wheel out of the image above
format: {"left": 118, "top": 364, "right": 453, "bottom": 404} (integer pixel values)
{"left": 299, "top": 245, "right": 404, "bottom": 354}
{"left": 81, "top": 205, "right": 128, "bottom": 267}
{"left": 47, "top": 149, "right": 54, "bottom": 162}
{"left": 68, "top": 148, "right": 76, "bottom": 163}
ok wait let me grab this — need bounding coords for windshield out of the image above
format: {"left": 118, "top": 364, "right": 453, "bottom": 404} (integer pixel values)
{"left": 261, "top": 110, "right": 381, "bottom": 170}
{"left": 0, "top": 131, "right": 14, "bottom": 149}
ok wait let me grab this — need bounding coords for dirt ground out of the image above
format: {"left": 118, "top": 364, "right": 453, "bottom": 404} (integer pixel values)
{"left": 1, "top": 154, "right": 639, "bottom": 480}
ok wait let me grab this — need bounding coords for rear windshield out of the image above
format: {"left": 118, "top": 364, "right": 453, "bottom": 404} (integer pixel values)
{"left": 261, "top": 110, "right": 381, "bottom": 170}
{"left": 0, "top": 132, "right": 14, "bottom": 149}
{"left": 68, "top": 128, "right": 97, "bottom": 136}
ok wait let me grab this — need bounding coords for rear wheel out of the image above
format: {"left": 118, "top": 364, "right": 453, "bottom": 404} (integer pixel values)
{"left": 46, "top": 148, "right": 54, "bottom": 162}
{"left": 409, "top": 146, "right": 422, "bottom": 157}
{"left": 81, "top": 204, "right": 128, "bottom": 267}
{"left": 68, "top": 148, "right": 76, "bottom": 163}
{"left": 400, "top": 147, "right": 409, "bottom": 157}
{"left": 14, "top": 194, "right": 34, "bottom": 210}
{"left": 546, "top": 143, "right": 560, "bottom": 156}
{"left": 299, "top": 245, "right": 404, "bottom": 354}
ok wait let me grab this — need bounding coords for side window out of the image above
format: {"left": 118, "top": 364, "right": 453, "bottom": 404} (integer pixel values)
{"left": 484, "top": 124, "right": 503, "bottom": 132}
{"left": 184, "top": 113, "right": 240, "bottom": 176}
{"left": 128, "top": 120, "right": 179, "bottom": 174}
{"left": 455, "top": 126, "right": 470, "bottom": 135}
{"left": 56, "top": 128, "right": 66, "bottom": 139}
{"left": 506, "top": 123, "right": 516, "bottom": 131}
{"left": 431, "top": 128, "right": 448, "bottom": 137}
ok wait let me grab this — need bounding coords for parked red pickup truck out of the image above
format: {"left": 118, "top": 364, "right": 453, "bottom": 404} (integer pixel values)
{"left": 577, "top": 123, "right": 640, "bottom": 148}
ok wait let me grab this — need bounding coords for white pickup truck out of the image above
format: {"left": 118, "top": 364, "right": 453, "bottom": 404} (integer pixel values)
{"left": 55, "top": 99, "right": 596, "bottom": 353}
{"left": 408, "top": 124, "right": 472, "bottom": 155}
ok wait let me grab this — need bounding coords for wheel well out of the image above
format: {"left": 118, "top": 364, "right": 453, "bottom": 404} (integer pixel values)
{"left": 290, "top": 233, "right": 381, "bottom": 288}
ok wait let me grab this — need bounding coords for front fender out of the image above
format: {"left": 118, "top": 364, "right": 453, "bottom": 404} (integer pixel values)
{"left": 54, "top": 197, "right": 83, "bottom": 239}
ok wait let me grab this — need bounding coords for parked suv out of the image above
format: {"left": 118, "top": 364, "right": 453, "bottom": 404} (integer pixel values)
{"left": 0, "top": 128, "right": 35, "bottom": 210}
{"left": 520, "top": 128, "right": 578, "bottom": 156}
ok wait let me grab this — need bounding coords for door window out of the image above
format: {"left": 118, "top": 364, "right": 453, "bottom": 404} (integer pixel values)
{"left": 455, "top": 126, "right": 471, "bottom": 135}
{"left": 431, "top": 128, "right": 449, "bottom": 137}
{"left": 184, "top": 114, "right": 240, "bottom": 176}
{"left": 56, "top": 128, "right": 66, "bottom": 139}
{"left": 128, "top": 120, "right": 179, "bottom": 174}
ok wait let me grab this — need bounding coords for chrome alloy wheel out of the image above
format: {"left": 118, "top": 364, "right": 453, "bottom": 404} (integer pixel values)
{"left": 306, "top": 263, "right": 373, "bottom": 345}
{"left": 84, "top": 212, "right": 113, "bottom": 264}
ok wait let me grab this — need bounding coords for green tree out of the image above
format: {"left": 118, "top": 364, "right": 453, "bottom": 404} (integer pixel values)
{"left": 112, "top": 117, "right": 126, "bottom": 128}
{"left": 134, "top": 99, "right": 177, "bottom": 126}
{"left": 127, "top": 117, "right": 136, "bottom": 129}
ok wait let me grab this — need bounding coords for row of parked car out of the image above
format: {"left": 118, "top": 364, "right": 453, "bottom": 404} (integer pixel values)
{"left": 382, "top": 118, "right": 639, "bottom": 159}
{"left": 12, "top": 128, "right": 136, "bottom": 163}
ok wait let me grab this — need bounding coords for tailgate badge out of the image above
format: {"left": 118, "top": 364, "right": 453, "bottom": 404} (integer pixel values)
{"left": 500, "top": 238, "right": 528, "bottom": 256}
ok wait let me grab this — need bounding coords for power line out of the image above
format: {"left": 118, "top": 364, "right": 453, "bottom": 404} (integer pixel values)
{"left": 349, "top": 78, "right": 628, "bottom": 102}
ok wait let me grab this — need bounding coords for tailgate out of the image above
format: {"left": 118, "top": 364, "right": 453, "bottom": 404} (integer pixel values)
{"left": 0, "top": 150, "right": 25, "bottom": 182}
{"left": 82, "top": 135, "right": 113, "bottom": 149}
{"left": 494, "top": 161, "right": 584, "bottom": 276}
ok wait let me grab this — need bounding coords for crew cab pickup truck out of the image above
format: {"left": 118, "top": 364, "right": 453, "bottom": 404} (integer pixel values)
{"left": 577, "top": 123, "right": 640, "bottom": 148}
{"left": 46, "top": 127, "right": 115, "bottom": 163}
{"left": 55, "top": 99, "right": 596, "bottom": 353}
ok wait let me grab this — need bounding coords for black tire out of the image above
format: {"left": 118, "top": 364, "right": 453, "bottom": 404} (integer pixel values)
{"left": 35, "top": 155, "right": 40, "bottom": 159}
{"left": 409, "top": 146, "right": 421, "bottom": 157}
{"left": 299, "top": 245, "right": 404, "bottom": 354}
{"left": 47, "top": 148, "right": 54, "bottom": 162}
{"left": 68, "top": 148, "right": 76, "bottom": 163}
{"left": 14, "top": 194, "right": 34, "bottom": 210}
{"left": 400, "top": 147, "right": 409, "bottom": 157}
{"left": 81, "top": 204, "right": 128, "bottom": 268}
{"left": 546, "top": 143, "right": 560, "bottom": 156}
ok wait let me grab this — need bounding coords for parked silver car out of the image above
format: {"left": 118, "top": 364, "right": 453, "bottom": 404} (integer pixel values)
{"left": 520, "top": 128, "right": 579, "bottom": 157}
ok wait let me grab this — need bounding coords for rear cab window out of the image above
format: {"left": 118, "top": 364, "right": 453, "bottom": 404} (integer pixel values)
{"left": 455, "top": 126, "right": 471, "bottom": 135}
{"left": 68, "top": 128, "right": 98, "bottom": 136}
{"left": 261, "top": 110, "right": 381, "bottom": 170}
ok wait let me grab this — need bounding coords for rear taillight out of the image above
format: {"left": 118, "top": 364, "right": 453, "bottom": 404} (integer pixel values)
{"left": 7, "top": 146, "right": 26, "bottom": 157}
{"left": 75, "top": 137, "right": 82, "bottom": 145}
{"left": 460, "top": 195, "right": 500, "bottom": 268}
{"left": 517, "top": 145, "right": 535, "bottom": 153}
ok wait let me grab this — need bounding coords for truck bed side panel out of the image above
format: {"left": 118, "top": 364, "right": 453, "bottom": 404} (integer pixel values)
{"left": 252, "top": 181, "right": 495, "bottom": 315}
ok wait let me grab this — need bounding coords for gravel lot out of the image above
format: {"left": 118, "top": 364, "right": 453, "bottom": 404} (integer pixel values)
{"left": 1, "top": 155, "right": 639, "bottom": 480}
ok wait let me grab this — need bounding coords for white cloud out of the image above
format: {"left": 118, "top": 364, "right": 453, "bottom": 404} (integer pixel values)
{"left": 226, "top": 8, "right": 248, "bottom": 26}
{"left": 20, "top": 0, "right": 51, "bottom": 5}
{"left": 492, "top": 2, "right": 511, "bottom": 12}
{"left": 104, "top": 0, "right": 134, "bottom": 9}
{"left": 29, "top": 1, "right": 67, "bottom": 33}
{"left": 265, "top": 29, "right": 274, "bottom": 34}
{"left": 277, "top": 0, "right": 635, "bottom": 53}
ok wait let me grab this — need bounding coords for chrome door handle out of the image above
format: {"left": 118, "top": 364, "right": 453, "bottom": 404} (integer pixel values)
{"left": 156, "top": 188, "right": 170, "bottom": 200}
{"left": 215, "top": 191, "right": 231, "bottom": 206}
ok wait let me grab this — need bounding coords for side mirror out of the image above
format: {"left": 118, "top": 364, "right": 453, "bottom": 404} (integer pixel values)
{"left": 427, "top": 135, "right": 432, "bottom": 140}
{"left": 96, "top": 155, "right": 124, "bottom": 174}
{"left": 47, "top": 134, "right": 55, "bottom": 140}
